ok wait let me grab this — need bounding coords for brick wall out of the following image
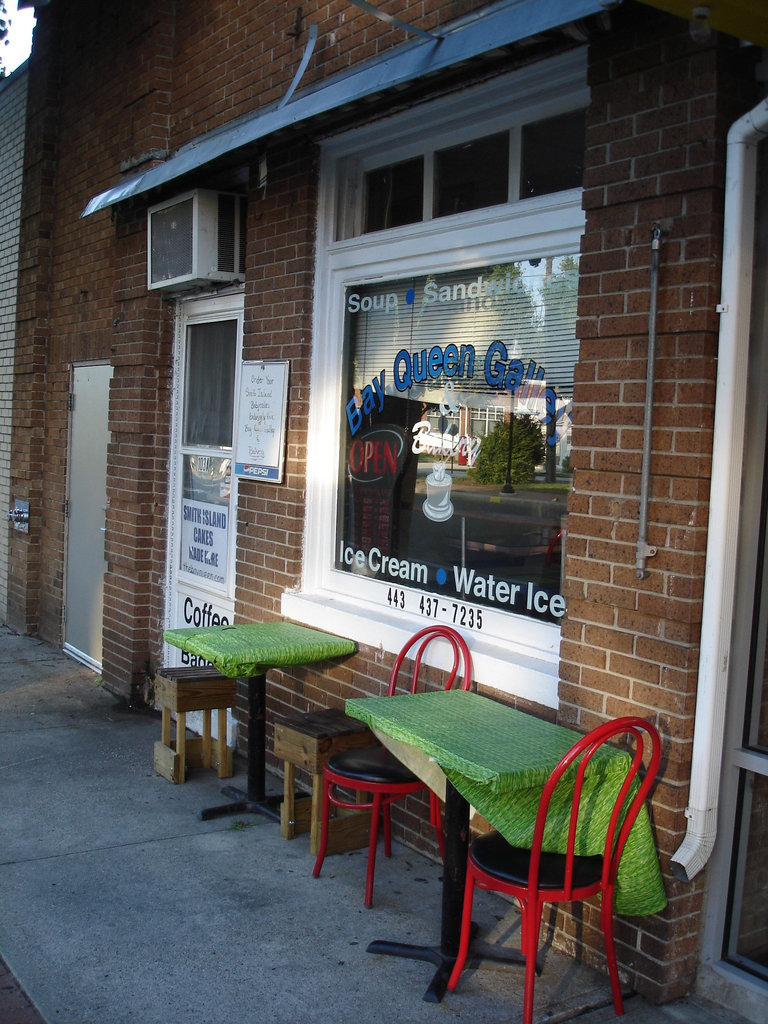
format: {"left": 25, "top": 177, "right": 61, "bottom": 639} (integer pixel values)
{"left": 10, "top": 0, "right": 491, "bottom": 679}
{"left": 559, "top": 6, "right": 760, "bottom": 1001}
{"left": 10, "top": 1, "right": 177, "bottom": 690}
{"left": 236, "top": 141, "right": 319, "bottom": 619}
{"left": 166, "top": 0, "right": 487, "bottom": 150}
{"left": 0, "top": 66, "right": 27, "bottom": 622}
{"left": 96, "top": 198, "right": 176, "bottom": 700}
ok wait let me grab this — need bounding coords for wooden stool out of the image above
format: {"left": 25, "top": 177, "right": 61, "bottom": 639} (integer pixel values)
{"left": 274, "top": 708, "right": 377, "bottom": 856}
{"left": 153, "top": 667, "right": 237, "bottom": 784}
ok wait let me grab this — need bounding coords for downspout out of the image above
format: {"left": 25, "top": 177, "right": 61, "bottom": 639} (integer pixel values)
{"left": 671, "top": 95, "right": 768, "bottom": 882}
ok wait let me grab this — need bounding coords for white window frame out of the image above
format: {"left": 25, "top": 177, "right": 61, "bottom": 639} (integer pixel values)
{"left": 283, "top": 52, "right": 588, "bottom": 707}
{"left": 335, "top": 51, "right": 586, "bottom": 243}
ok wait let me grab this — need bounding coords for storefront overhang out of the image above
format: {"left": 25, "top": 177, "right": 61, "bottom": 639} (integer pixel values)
{"left": 81, "top": 0, "right": 614, "bottom": 217}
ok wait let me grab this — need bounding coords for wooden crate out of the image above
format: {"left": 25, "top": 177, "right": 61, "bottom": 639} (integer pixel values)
{"left": 274, "top": 707, "right": 377, "bottom": 856}
{"left": 153, "top": 667, "right": 237, "bottom": 784}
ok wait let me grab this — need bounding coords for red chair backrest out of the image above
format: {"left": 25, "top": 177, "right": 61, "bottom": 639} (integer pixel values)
{"left": 528, "top": 717, "right": 661, "bottom": 897}
{"left": 387, "top": 625, "right": 473, "bottom": 695}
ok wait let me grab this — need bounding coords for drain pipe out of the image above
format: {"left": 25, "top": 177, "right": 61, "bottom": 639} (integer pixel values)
{"left": 635, "top": 224, "right": 662, "bottom": 579}
{"left": 671, "top": 94, "right": 768, "bottom": 882}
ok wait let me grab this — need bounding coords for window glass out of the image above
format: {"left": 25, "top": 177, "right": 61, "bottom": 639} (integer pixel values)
{"left": 337, "top": 257, "right": 577, "bottom": 625}
{"left": 355, "top": 112, "right": 586, "bottom": 240}
{"left": 434, "top": 132, "right": 509, "bottom": 217}
{"left": 179, "top": 454, "right": 231, "bottom": 585}
{"left": 182, "top": 320, "right": 237, "bottom": 447}
{"left": 179, "top": 318, "right": 237, "bottom": 586}
{"left": 365, "top": 156, "right": 424, "bottom": 233}
{"left": 520, "top": 110, "right": 585, "bottom": 199}
{"left": 731, "top": 772, "right": 768, "bottom": 979}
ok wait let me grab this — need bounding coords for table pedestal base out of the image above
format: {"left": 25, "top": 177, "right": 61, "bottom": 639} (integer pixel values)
{"left": 367, "top": 932, "right": 532, "bottom": 1002}
{"left": 197, "top": 673, "right": 281, "bottom": 822}
{"left": 366, "top": 940, "right": 455, "bottom": 1003}
{"left": 363, "top": 781, "right": 534, "bottom": 1002}
{"left": 198, "top": 786, "right": 282, "bottom": 822}
{"left": 365, "top": 781, "right": 468, "bottom": 1003}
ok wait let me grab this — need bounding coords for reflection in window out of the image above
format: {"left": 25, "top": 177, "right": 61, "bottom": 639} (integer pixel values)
{"left": 365, "top": 157, "right": 424, "bottom": 233}
{"left": 182, "top": 454, "right": 231, "bottom": 507}
{"left": 336, "top": 257, "right": 578, "bottom": 624}
{"left": 434, "top": 132, "right": 509, "bottom": 217}
{"left": 521, "top": 110, "right": 586, "bottom": 199}
{"left": 731, "top": 772, "right": 768, "bottom": 979}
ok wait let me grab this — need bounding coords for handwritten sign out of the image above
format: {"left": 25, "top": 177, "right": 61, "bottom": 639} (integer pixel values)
{"left": 235, "top": 360, "right": 289, "bottom": 482}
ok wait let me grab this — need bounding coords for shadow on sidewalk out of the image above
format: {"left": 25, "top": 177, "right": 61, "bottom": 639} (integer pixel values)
{"left": 1, "top": 955, "right": 46, "bottom": 1024}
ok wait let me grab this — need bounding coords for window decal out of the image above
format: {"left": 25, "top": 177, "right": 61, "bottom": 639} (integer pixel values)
{"left": 336, "top": 258, "right": 577, "bottom": 624}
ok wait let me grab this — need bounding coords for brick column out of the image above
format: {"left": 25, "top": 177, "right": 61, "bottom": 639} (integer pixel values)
{"left": 100, "top": 204, "right": 173, "bottom": 702}
{"left": 559, "top": 6, "right": 760, "bottom": 1001}
{"left": 7, "top": 8, "right": 60, "bottom": 635}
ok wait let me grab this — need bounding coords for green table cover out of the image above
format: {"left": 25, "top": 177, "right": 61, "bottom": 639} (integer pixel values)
{"left": 164, "top": 622, "right": 356, "bottom": 677}
{"left": 345, "top": 689, "right": 666, "bottom": 917}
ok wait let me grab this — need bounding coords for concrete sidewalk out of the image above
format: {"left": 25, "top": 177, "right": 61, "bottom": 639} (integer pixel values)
{"left": 0, "top": 625, "right": 747, "bottom": 1024}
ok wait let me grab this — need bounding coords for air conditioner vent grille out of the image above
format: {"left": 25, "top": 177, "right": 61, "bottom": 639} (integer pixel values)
{"left": 217, "top": 193, "right": 236, "bottom": 272}
{"left": 238, "top": 197, "right": 247, "bottom": 275}
{"left": 150, "top": 197, "right": 195, "bottom": 284}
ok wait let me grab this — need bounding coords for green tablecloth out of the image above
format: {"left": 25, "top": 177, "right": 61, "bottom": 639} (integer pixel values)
{"left": 164, "top": 622, "right": 356, "bottom": 677}
{"left": 345, "top": 689, "right": 666, "bottom": 917}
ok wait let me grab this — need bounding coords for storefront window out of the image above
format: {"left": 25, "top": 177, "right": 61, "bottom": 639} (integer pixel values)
{"left": 289, "top": 54, "right": 589, "bottom": 700}
{"left": 336, "top": 257, "right": 577, "bottom": 626}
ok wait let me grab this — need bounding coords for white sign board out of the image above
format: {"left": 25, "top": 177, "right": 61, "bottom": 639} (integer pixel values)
{"left": 235, "top": 360, "right": 289, "bottom": 482}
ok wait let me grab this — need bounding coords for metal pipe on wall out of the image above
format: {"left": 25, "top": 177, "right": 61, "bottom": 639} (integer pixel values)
{"left": 635, "top": 223, "right": 661, "bottom": 579}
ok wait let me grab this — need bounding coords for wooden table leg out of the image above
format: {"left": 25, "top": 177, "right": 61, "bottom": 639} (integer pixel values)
{"left": 282, "top": 762, "right": 296, "bottom": 839}
{"left": 202, "top": 709, "right": 212, "bottom": 769}
{"left": 177, "top": 711, "right": 187, "bottom": 782}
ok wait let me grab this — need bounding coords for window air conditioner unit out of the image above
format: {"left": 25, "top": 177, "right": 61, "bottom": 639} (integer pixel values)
{"left": 147, "top": 189, "right": 246, "bottom": 291}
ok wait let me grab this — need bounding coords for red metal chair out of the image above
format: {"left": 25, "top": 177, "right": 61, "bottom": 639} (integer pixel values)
{"left": 312, "top": 625, "right": 473, "bottom": 907}
{"left": 447, "top": 716, "right": 661, "bottom": 1023}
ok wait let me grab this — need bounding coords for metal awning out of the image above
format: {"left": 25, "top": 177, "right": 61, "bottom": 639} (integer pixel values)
{"left": 82, "top": 0, "right": 614, "bottom": 216}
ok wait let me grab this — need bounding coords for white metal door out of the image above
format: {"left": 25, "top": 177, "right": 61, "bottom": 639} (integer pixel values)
{"left": 64, "top": 362, "right": 113, "bottom": 669}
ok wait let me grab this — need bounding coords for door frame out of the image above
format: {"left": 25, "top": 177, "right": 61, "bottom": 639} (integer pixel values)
{"left": 163, "top": 290, "right": 244, "bottom": 664}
